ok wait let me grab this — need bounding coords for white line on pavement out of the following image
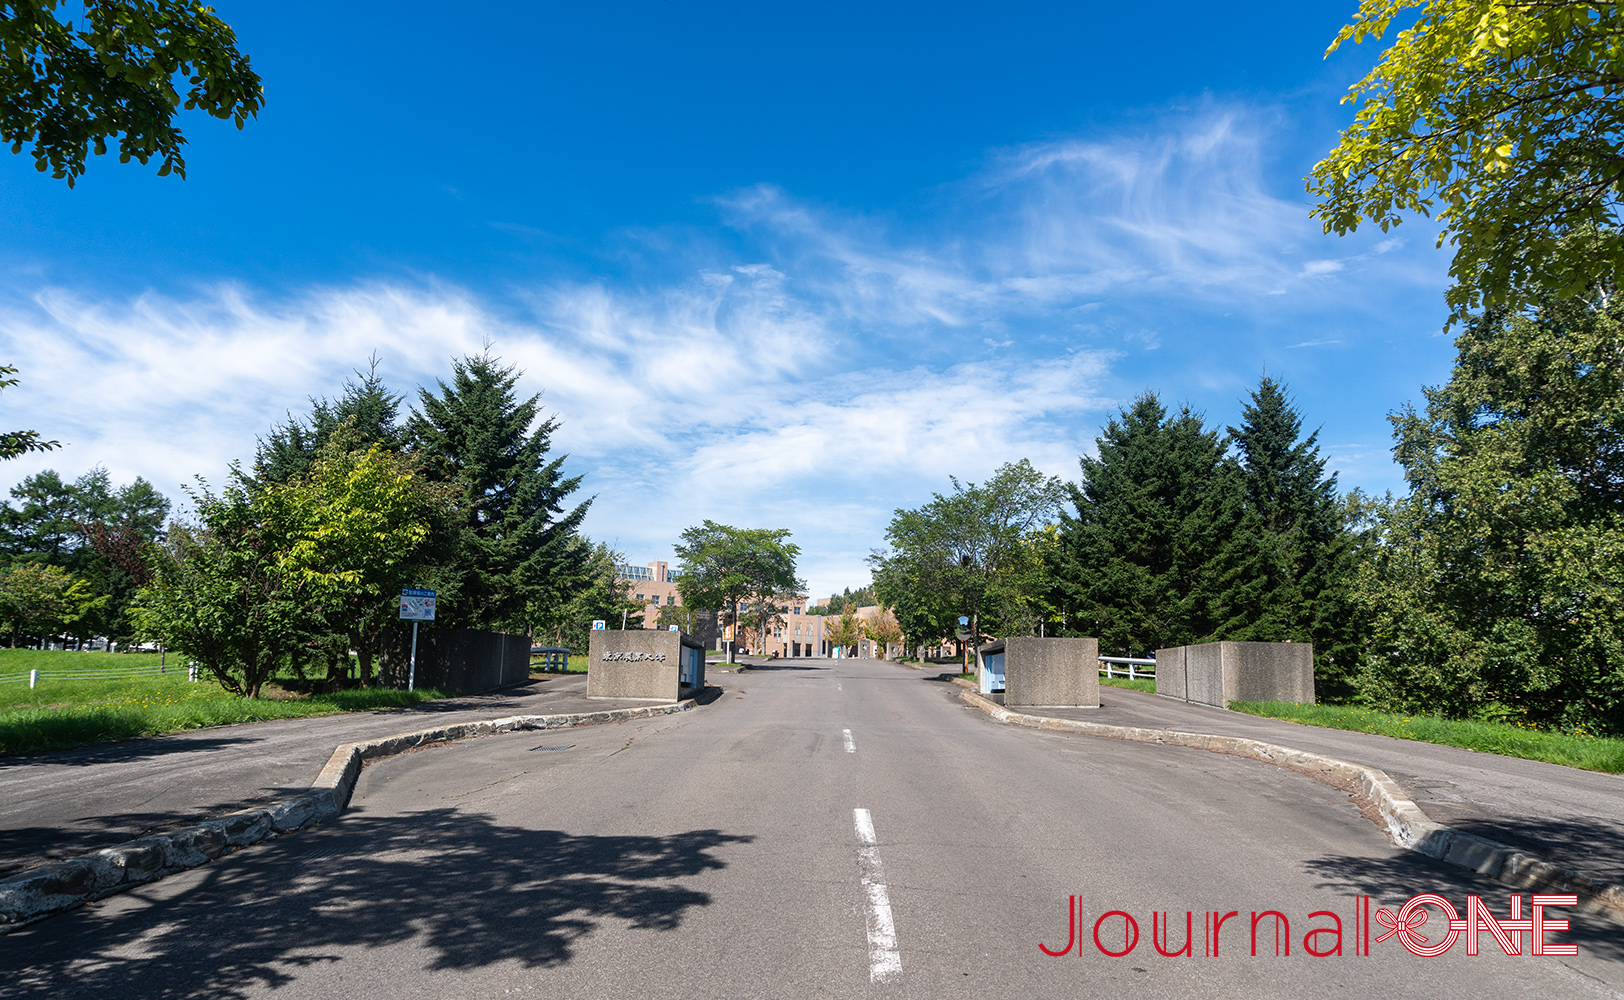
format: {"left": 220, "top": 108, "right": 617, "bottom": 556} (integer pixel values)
{"left": 852, "top": 807, "right": 901, "bottom": 983}
{"left": 843, "top": 728, "right": 856, "bottom": 753}
{"left": 854, "top": 807, "right": 876, "bottom": 845}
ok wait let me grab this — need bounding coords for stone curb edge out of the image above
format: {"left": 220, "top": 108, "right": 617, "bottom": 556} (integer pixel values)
{"left": 0, "top": 698, "right": 698, "bottom": 932}
{"left": 955, "top": 685, "right": 1624, "bottom": 922}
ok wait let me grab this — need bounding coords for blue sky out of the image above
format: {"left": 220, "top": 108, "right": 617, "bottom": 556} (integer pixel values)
{"left": 0, "top": 1, "right": 1456, "bottom": 597}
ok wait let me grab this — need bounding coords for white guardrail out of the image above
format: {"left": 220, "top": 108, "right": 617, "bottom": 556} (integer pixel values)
{"left": 1098, "top": 656, "right": 1156, "bottom": 680}
{"left": 0, "top": 664, "right": 199, "bottom": 688}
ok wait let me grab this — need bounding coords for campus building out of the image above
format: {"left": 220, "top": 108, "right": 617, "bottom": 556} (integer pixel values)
{"left": 613, "top": 561, "right": 897, "bottom": 658}
{"left": 735, "top": 604, "right": 899, "bottom": 659}
{"left": 616, "top": 561, "right": 682, "bottom": 621}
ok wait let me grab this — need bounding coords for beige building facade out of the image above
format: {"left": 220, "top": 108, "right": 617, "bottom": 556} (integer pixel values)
{"left": 617, "top": 560, "right": 683, "bottom": 624}
{"left": 613, "top": 561, "right": 898, "bottom": 658}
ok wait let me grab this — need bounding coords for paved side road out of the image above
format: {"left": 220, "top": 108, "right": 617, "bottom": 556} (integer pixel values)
{"left": 1011, "top": 683, "right": 1624, "bottom": 885}
{"left": 0, "top": 673, "right": 673, "bottom": 877}
{"left": 2, "top": 658, "right": 1619, "bottom": 999}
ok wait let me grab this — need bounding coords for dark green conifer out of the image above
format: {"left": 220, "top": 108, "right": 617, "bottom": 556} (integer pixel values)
{"left": 406, "top": 353, "right": 590, "bottom": 631}
{"left": 1218, "top": 376, "right": 1359, "bottom": 694}
{"left": 255, "top": 356, "right": 405, "bottom": 485}
{"left": 1049, "top": 393, "right": 1242, "bottom": 656}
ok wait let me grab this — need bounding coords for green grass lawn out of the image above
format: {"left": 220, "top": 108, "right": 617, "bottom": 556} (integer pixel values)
{"left": 1100, "top": 675, "right": 1157, "bottom": 693}
{"left": 0, "top": 649, "right": 446, "bottom": 757}
{"left": 532, "top": 654, "right": 589, "bottom": 674}
{"left": 1230, "top": 700, "right": 1624, "bottom": 775}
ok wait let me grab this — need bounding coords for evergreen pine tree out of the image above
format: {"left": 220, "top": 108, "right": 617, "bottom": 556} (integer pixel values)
{"left": 1049, "top": 393, "right": 1242, "bottom": 656}
{"left": 255, "top": 356, "right": 405, "bottom": 485}
{"left": 406, "top": 353, "right": 591, "bottom": 630}
{"left": 1218, "top": 377, "right": 1359, "bottom": 691}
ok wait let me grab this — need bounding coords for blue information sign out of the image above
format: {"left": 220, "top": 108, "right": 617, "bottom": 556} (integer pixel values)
{"left": 399, "top": 588, "right": 437, "bottom": 622}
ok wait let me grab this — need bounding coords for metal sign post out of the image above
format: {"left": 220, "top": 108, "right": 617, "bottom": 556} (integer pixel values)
{"left": 399, "top": 588, "right": 437, "bottom": 691}
{"left": 956, "top": 615, "right": 971, "bottom": 677}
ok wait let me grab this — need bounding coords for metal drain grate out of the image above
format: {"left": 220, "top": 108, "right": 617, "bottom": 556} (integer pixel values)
{"left": 529, "top": 744, "right": 575, "bottom": 751}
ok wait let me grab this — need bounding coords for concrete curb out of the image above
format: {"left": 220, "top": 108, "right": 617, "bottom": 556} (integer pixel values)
{"left": 0, "top": 698, "right": 698, "bottom": 932}
{"left": 955, "top": 685, "right": 1624, "bottom": 922}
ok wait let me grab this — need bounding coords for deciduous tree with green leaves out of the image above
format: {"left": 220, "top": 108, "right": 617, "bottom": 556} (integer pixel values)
{"left": 1, "top": 0, "right": 263, "bottom": 185}
{"left": 1353, "top": 293, "right": 1624, "bottom": 734}
{"left": 133, "top": 476, "right": 310, "bottom": 698}
{"left": 0, "top": 364, "right": 57, "bottom": 460}
{"left": 674, "top": 520, "right": 801, "bottom": 663}
{"left": 0, "top": 560, "right": 104, "bottom": 646}
{"left": 862, "top": 605, "right": 903, "bottom": 659}
{"left": 1310, "top": 0, "right": 1624, "bottom": 321}
{"left": 278, "top": 442, "right": 455, "bottom": 685}
{"left": 872, "top": 459, "right": 1066, "bottom": 656}
{"left": 824, "top": 602, "right": 864, "bottom": 658}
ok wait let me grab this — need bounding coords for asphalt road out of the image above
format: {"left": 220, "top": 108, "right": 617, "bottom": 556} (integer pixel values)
{"left": 1027, "top": 684, "right": 1624, "bottom": 884}
{"left": 4, "top": 658, "right": 1621, "bottom": 999}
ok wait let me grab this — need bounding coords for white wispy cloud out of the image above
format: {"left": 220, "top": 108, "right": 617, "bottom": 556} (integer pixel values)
{"left": 0, "top": 103, "right": 1449, "bottom": 594}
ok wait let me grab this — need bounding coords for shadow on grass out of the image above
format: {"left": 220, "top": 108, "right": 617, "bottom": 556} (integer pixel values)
{"left": 0, "top": 809, "right": 753, "bottom": 999}
{"left": 1303, "top": 849, "right": 1624, "bottom": 962}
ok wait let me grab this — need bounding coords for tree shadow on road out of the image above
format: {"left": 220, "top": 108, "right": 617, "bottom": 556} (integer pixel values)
{"left": 1303, "top": 850, "right": 1624, "bottom": 963}
{"left": 1415, "top": 811, "right": 1624, "bottom": 886}
{"left": 0, "top": 808, "right": 753, "bottom": 999}
{"left": 0, "top": 733, "right": 256, "bottom": 769}
{"left": 0, "top": 795, "right": 303, "bottom": 878}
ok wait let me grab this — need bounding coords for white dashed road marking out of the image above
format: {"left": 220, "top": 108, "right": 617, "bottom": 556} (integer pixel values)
{"left": 843, "top": 729, "right": 856, "bottom": 753}
{"left": 852, "top": 807, "right": 901, "bottom": 983}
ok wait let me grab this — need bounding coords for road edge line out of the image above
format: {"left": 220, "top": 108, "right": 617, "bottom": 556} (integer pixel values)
{"left": 0, "top": 697, "right": 700, "bottom": 932}
{"left": 956, "top": 686, "right": 1624, "bottom": 922}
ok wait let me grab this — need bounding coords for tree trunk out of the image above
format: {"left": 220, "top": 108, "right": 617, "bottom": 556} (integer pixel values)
{"left": 350, "top": 625, "right": 373, "bottom": 684}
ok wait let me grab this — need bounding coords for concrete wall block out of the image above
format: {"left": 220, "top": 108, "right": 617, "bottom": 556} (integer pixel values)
{"left": 1157, "top": 641, "right": 1316, "bottom": 708}
{"left": 587, "top": 629, "right": 705, "bottom": 701}
{"left": 1153, "top": 646, "right": 1186, "bottom": 701}
{"left": 1185, "top": 642, "right": 1225, "bottom": 707}
{"left": 1001, "top": 636, "right": 1099, "bottom": 708}
{"left": 1220, "top": 641, "right": 1316, "bottom": 705}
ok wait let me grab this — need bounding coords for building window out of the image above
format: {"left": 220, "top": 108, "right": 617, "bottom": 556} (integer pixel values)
{"left": 636, "top": 594, "right": 644, "bottom": 601}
